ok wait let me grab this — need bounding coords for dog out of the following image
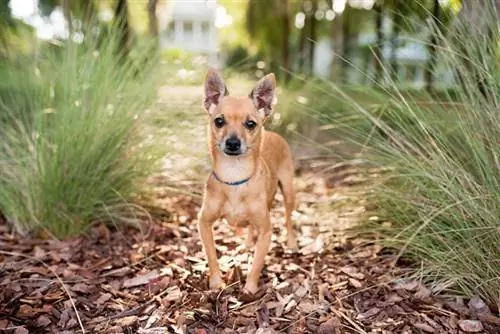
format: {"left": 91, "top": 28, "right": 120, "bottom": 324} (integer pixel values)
{"left": 197, "top": 68, "right": 297, "bottom": 295}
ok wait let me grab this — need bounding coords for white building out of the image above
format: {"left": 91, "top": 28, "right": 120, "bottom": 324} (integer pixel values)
{"left": 157, "top": 0, "right": 220, "bottom": 66}
{"left": 313, "top": 13, "right": 456, "bottom": 88}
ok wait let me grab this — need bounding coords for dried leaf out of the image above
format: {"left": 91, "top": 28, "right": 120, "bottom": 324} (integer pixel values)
{"left": 468, "top": 296, "right": 489, "bottom": 314}
{"left": 284, "top": 299, "right": 297, "bottom": 314}
{"left": 318, "top": 317, "right": 341, "bottom": 334}
{"left": 340, "top": 266, "right": 365, "bottom": 280}
{"left": 123, "top": 269, "right": 160, "bottom": 288}
{"left": 13, "top": 327, "right": 29, "bottom": 334}
{"left": 294, "top": 285, "right": 308, "bottom": 298}
{"left": 356, "top": 307, "right": 380, "bottom": 320}
{"left": 72, "top": 283, "right": 92, "bottom": 294}
{"left": 165, "top": 286, "right": 183, "bottom": 302}
{"left": 414, "top": 322, "right": 435, "bottom": 332}
{"left": 395, "top": 280, "right": 418, "bottom": 291}
{"left": 458, "top": 319, "right": 484, "bottom": 332}
{"left": 96, "top": 292, "right": 112, "bottom": 305}
{"left": 115, "top": 316, "right": 138, "bottom": 327}
{"left": 348, "top": 278, "right": 362, "bottom": 288}
{"left": 34, "top": 315, "right": 51, "bottom": 327}
{"left": 414, "top": 285, "right": 432, "bottom": 300}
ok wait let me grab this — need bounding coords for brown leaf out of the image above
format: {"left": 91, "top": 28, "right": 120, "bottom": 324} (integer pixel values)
{"left": 16, "top": 304, "right": 39, "bottom": 318}
{"left": 96, "top": 292, "right": 112, "bottom": 305}
{"left": 477, "top": 313, "right": 500, "bottom": 326}
{"left": 165, "top": 286, "right": 183, "bottom": 302}
{"left": 458, "top": 319, "right": 484, "bottom": 332}
{"left": 395, "top": 280, "right": 419, "bottom": 291}
{"left": 414, "top": 322, "right": 435, "bottom": 333}
{"left": 58, "top": 308, "right": 72, "bottom": 328}
{"left": 13, "top": 327, "right": 29, "bottom": 334}
{"left": 123, "top": 269, "right": 161, "bottom": 288}
{"left": 33, "top": 246, "right": 47, "bottom": 259}
{"left": 294, "top": 285, "right": 308, "bottom": 298}
{"left": 414, "top": 285, "right": 432, "bottom": 300}
{"left": 34, "top": 315, "right": 51, "bottom": 327}
{"left": 298, "top": 301, "right": 317, "bottom": 313}
{"left": 0, "top": 319, "right": 8, "bottom": 329}
{"left": 348, "top": 278, "right": 362, "bottom": 288}
{"left": 356, "top": 307, "right": 380, "bottom": 320}
{"left": 115, "top": 316, "right": 138, "bottom": 327}
{"left": 468, "top": 296, "right": 489, "bottom": 314}
{"left": 386, "top": 293, "right": 403, "bottom": 304}
{"left": 317, "top": 317, "right": 341, "bottom": 334}
{"left": 72, "top": 283, "right": 92, "bottom": 294}
{"left": 340, "top": 266, "right": 365, "bottom": 280}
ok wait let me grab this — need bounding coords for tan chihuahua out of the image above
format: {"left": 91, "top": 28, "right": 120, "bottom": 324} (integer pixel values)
{"left": 197, "top": 68, "right": 298, "bottom": 295}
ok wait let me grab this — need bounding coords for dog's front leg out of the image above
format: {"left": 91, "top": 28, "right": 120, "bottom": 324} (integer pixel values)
{"left": 244, "top": 211, "right": 272, "bottom": 294}
{"left": 198, "top": 202, "right": 224, "bottom": 290}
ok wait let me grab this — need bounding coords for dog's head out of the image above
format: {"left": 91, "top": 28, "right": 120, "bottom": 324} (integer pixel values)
{"left": 202, "top": 68, "right": 276, "bottom": 157}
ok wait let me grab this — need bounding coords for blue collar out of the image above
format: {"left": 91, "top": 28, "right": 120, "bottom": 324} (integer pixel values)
{"left": 212, "top": 171, "right": 251, "bottom": 186}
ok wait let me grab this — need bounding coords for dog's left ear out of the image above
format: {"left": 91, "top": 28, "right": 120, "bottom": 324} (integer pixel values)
{"left": 249, "top": 73, "right": 276, "bottom": 117}
{"left": 203, "top": 68, "right": 229, "bottom": 113}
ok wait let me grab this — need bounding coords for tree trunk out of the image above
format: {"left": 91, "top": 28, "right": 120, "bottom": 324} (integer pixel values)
{"left": 373, "top": 2, "right": 383, "bottom": 84}
{"left": 297, "top": 1, "right": 308, "bottom": 73}
{"left": 147, "top": 0, "right": 158, "bottom": 37}
{"left": 114, "top": 0, "right": 131, "bottom": 62}
{"left": 425, "top": 0, "right": 440, "bottom": 91}
{"left": 308, "top": 0, "right": 318, "bottom": 76}
{"left": 340, "top": 14, "right": 350, "bottom": 83}
{"left": 281, "top": 0, "right": 291, "bottom": 84}
{"left": 390, "top": 10, "right": 400, "bottom": 81}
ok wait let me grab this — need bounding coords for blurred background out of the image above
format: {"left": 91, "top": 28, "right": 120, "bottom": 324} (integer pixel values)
{"left": 0, "top": 0, "right": 499, "bottom": 317}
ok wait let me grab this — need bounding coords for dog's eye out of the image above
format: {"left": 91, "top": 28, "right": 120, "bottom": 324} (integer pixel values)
{"left": 245, "top": 120, "right": 257, "bottom": 130}
{"left": 214, "top": 117, "right": 225, "bottom": 128}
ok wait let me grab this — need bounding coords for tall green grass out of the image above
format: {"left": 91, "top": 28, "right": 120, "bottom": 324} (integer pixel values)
{"left": 277, "top": 4, "right": 499, "bottom": 306}
{"left": 340, "top": 7, "right": 499, "bottom": 306}
{"left": 0, "top": 32, "right": 163, "bottom": 238}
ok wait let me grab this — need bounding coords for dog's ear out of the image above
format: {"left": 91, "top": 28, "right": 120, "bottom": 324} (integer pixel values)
{"left": 203, "top": 68, "right": 229, "bottom": 113}
{"left": 249, "top": 73, "right": 276, "bottom": 117}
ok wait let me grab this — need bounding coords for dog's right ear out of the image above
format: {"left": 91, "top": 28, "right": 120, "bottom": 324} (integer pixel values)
{"left": 203, "top": 68, "right": 228, "bottom": 113}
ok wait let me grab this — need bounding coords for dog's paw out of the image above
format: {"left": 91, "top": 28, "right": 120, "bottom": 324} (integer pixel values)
{"left": 243, "top": 281, "right": 258, "bottom": 295}
{"left": 209, "top": 276, "right": 226, "bottom": 290}
{"left": 239, "top": 285, "right": 266, "bottom": 302}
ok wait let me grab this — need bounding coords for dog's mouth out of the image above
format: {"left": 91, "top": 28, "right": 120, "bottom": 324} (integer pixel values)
{"left": 223, "top": 150, "right": 242, "bottom": 156}
{"left": 222, "top": 148, "right": 247, "bottom": 156}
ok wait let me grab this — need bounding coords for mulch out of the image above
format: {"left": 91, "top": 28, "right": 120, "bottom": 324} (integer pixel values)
{"left": 1, "top": 170, "right": 499, "bottom": 334}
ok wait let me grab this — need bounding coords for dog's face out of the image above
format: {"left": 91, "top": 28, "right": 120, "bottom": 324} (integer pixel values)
{"left": 203, "top": 69, "right": 276, "bottom": 157}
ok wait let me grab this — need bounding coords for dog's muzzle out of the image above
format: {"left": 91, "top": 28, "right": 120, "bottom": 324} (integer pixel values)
{"left": 223, "top": 135, "right": 243, "bottom": 156}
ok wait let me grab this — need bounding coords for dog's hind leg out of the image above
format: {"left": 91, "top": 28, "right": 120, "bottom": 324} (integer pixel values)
{"left": 278, "top": 166, "right": 298, "bottom": 250}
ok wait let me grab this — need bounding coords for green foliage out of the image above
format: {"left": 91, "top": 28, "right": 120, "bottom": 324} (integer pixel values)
{"left": 275, "top": 0, "right": 500, "bottom": 306}
{"left": 0, "top": 32, "right": 163, "bottom": 238}
{"left": 338, "top": 4, "right": 498, "bottom": 305}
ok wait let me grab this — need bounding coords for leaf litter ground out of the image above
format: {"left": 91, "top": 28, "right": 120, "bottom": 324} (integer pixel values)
{"left": 1, "top": 84, "right": 499, "bottom": 333}
{"left": 1, "top": 164, "right": 499, "bottom": 333}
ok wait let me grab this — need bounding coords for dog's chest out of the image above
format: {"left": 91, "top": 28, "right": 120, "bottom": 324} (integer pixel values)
{"left": 222, "top": 189, "right": 250, "bottom": 227}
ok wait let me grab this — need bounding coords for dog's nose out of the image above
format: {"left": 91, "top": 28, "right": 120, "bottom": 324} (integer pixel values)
{"left": 225, "top": 137, "right": 241, "bottom": 152}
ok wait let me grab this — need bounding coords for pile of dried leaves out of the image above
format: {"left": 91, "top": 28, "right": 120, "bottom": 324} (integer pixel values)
{"left": 1, "top": 169, "right": 499, "bottom": 333}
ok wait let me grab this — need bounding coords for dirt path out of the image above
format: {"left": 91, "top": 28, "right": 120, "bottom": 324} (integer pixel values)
{"left": 1, "top": 84, "right": 499, "bottom": 333}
